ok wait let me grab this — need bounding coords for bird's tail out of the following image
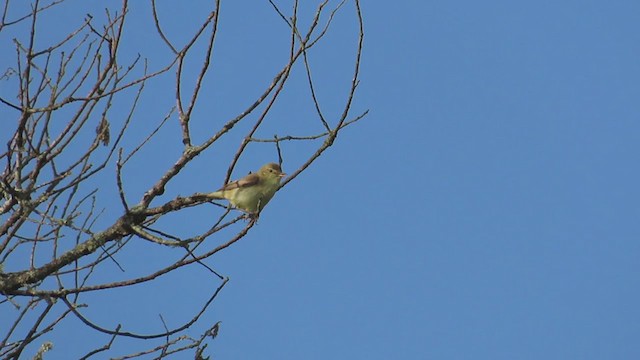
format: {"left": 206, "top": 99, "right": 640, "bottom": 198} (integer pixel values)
{"left": 208, "top": 191, "right": 226, "bottom": 199}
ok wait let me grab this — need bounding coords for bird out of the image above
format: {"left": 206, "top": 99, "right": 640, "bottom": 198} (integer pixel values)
{"left": 209, "top": 162, "right": 286, "bottom": 213}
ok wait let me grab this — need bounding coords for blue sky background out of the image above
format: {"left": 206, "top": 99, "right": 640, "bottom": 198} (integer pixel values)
{"left": 2, "top": 0, "right": 640, "bottom": 359}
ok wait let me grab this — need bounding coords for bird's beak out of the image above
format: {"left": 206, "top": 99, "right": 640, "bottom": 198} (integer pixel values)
{"left": 279, "top": 172, "right": 287, "bottom": 178}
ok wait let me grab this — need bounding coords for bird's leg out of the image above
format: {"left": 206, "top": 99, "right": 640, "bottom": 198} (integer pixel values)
{"left": 248, "top": 211, "right": 260, "bottom": 221}
{"left": 249, "top": 198, "right": 263, "bottom": 222}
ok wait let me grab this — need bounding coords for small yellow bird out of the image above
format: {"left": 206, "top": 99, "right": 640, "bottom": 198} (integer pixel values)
{"left": 210, "top": 163, "right": 286, "bottom": 213}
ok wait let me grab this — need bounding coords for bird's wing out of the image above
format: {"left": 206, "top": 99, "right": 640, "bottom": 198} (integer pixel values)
{"left": 217, "top": 172, "right": 260, "bottom": 191}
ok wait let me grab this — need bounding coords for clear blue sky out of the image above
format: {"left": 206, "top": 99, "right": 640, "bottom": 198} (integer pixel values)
{"left": 2, "top": 0, "right": 640, "bottom": 359}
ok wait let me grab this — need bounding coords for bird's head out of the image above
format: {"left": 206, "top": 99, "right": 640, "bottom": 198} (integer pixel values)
{"left": 259, "top": 163, "right": 286, "bottom": 180}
